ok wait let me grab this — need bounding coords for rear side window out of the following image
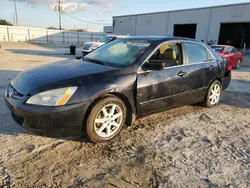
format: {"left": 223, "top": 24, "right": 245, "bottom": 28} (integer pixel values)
{"left": 184, "top": 42, "right": 208, "bottom": 64}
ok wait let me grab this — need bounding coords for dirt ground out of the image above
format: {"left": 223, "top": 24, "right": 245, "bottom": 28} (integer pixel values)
{"left": 0, "top": 43, "right": 250, "bottom": 188}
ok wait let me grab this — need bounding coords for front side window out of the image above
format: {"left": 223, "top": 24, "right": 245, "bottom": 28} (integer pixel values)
{"left": 84, "top": 40, "right": 151, "bottom": 67}
{"left": 184, "top": 42, "right": 208, "bottom": 64}
{"left": 148, "top": 42, "right": 182, "bottom": 67}
{"left": 225, "top": 47, "right": 233, "bottom": 54}
{"left": 231, "top": 48, "right": 238, "bottom": 53}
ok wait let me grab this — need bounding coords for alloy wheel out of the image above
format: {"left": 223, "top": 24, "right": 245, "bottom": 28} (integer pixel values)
{"left": 209, "top": 83, "right": 221, "bottom": 105}
{"left": 94, "top": 104, "right": 123, "bottom": 138}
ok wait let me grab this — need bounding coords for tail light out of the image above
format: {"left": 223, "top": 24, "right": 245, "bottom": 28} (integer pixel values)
{"left": 227, "top": 65, "right": 233, "bottom": 71}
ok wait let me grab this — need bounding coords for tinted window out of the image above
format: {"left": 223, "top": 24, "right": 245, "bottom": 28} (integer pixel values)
{"left": 184, "top": 42, "right": 208, "bottom": 64}
{"left": 85, "top": 40, "right": 151, "bottom": 67}
{"left": 149, "top": 42, "right": 182, "bottom": 67}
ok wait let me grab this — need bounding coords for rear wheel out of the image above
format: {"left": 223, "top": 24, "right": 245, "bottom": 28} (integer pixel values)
{"left": 202, "top": 80, "right": 222, "bottom": 107}
{"left": 86, "top": 96, "right": 127, "bottom": 143}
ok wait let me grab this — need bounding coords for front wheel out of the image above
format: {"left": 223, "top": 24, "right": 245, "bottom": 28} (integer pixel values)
{"left": 86, "top": 96, "right": 127, "bottom": 143}
{"left": 202, "top": 80, "right": 222, "bottom": 107}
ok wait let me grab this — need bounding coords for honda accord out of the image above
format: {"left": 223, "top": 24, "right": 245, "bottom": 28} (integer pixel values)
{"left": 5, "top": 36, "right": 232, "bottom": 143}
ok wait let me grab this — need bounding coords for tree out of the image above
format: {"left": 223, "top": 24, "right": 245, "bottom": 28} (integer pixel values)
{"left": 47, "top": 26, "right": 58, "bottom": 30}
{"left": 0, "top": 19, "right": 13, "bottom": 26}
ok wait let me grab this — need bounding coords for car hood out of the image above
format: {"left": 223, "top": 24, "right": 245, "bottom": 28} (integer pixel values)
{"left": 11, "top": 59, "right": 119, "bottom": 95}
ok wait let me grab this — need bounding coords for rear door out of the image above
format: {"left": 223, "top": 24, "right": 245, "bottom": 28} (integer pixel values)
{"left": 182, "top": 41, "right": 217, "bottom": 95}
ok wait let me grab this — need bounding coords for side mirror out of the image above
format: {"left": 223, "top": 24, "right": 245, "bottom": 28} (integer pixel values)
{"left": 142, "top": 60, "right": 165, "bottom": 71}
{"left": 224, "top": 51, "right": 230, "bottom": 55}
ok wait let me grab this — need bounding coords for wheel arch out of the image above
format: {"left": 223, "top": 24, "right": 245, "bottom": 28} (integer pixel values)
{"left": 82, "top": 92, "right": 136, "bottom": 132}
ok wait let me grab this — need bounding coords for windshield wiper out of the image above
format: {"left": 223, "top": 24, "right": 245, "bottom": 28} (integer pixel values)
{"left": 83, "top": 58, "right": 104, "bottom": 65}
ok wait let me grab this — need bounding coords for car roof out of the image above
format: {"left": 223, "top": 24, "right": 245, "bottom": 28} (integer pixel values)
{"left": 118, "top": 36, "right": 197, "bottom": 42}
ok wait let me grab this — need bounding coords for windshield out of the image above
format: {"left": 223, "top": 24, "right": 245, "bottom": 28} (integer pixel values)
{"left": 211, "top": 46, "right": 224, "bottom": 53}
{"left": 84, "top": 40, "right": 151, "bottom": 68}
{"left": 99, "top": 36, "right": 114, "bottom": 43}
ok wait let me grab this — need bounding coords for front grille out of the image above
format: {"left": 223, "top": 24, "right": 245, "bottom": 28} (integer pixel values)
{"left": 7, "top": 85, "right": 24, "bottom": 100}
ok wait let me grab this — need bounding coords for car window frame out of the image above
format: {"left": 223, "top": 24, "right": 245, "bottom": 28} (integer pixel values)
{"left": 182, "top": 41, "right": 216, "bottom": 65}
{"left": 138, "top": 40, "right": 183, "bottom": 72}
{"left": 183, "top": 41, "right": 210, "bottom": 65}
{"left": 138, "top": 40, "right": 216, "bottom": 73}
{"left": 148, "top": 42, "right": 183, "bottom": 67}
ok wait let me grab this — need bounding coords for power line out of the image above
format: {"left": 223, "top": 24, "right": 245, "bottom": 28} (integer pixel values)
{"left": 63, "top": 12, "right": 111, "bottom": 25}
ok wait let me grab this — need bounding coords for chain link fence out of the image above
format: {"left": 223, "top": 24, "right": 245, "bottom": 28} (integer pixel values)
{"left": 0, "top": 25, "right": 105, "bottom": 44}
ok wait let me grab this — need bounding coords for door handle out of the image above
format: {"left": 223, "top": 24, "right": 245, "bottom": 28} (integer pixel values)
{"left": 209, "top": 65, "right": 215, "bottom": 70}
{"left": 177, "top": 71, "right": 187, "bottom": 77}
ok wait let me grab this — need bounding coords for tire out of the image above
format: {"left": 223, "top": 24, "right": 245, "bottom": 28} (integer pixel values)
{"left": 202, "top": 80, "right": 222, "bottom": 107}
{"left": 86, "top": 96, "right": 127, "bottom": 143}
{"left": 236, "top": 59, "right": 241, "bottom": 69}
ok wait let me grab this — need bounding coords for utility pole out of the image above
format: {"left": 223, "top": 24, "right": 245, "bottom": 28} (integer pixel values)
{"left": 55, "top": 0, "right": 63, "bottom": 30}
{"left": 58, "top": 0, "right": 62, "bottom": 30}
{"left": 14, "top": 0, "right": 18, "bottom": 26}
{"left": 13, "top": 11, "right": 16, "bottom": 26}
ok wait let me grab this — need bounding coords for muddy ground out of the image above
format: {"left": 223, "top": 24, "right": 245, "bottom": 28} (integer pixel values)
{"left": 0, "top": 43, "right": 250, "bottom": 188}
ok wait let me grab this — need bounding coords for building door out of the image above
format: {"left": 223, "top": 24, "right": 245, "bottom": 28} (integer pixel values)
{"left": 219, "top": 23, "right": 250, "bottom": 49}
{"left": 174, "top": 24, "right": 197, "bottom": 39}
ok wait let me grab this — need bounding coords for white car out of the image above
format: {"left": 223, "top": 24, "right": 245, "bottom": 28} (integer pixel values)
{"left": 82, "top": 35, "right": 127, "bottom": 55}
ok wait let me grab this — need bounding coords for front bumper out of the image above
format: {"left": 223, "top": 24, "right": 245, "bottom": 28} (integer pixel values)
{"left": 5, "top": 89, "right": 88, "bottom": 138}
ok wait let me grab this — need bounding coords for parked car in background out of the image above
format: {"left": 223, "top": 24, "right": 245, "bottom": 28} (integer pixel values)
{"left": 82, "top": 35, "right": 127, "bottom": 56}
{"left": 5, "top": 36, "right": 232, "bottom": 143}
{"left": 211, "top": 45, "right": 244, "bottom": 69}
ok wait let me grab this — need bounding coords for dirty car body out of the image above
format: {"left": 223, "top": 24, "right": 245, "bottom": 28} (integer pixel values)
{"left": 5, "top": 36, "right": 231, "bottom": 140}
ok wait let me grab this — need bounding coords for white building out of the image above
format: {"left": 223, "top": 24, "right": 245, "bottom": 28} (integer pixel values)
{"left": 113, "top": 3, "right": 250, "bottom": 48}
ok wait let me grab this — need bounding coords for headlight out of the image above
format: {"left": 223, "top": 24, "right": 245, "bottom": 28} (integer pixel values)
{"left": 26, "top": 87, "right": 77, "bottom": 106}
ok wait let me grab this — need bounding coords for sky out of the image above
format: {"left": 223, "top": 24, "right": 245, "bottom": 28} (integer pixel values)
{"left": 0, "top": 0, "right": 249, "bottom": 31}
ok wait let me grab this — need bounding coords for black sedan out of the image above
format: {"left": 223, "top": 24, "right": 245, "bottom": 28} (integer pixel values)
{"left": 5, "top": 36, "right": 231, "bottom": 143}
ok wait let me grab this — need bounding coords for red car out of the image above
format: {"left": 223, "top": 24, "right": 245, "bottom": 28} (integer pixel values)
{"left": 211, "top": 45, "right": 244, "bottom": 69}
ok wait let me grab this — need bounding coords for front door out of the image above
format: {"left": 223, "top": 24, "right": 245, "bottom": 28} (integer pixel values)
{"left": 136, "top": 41, "right": 207, "bottom": 115}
